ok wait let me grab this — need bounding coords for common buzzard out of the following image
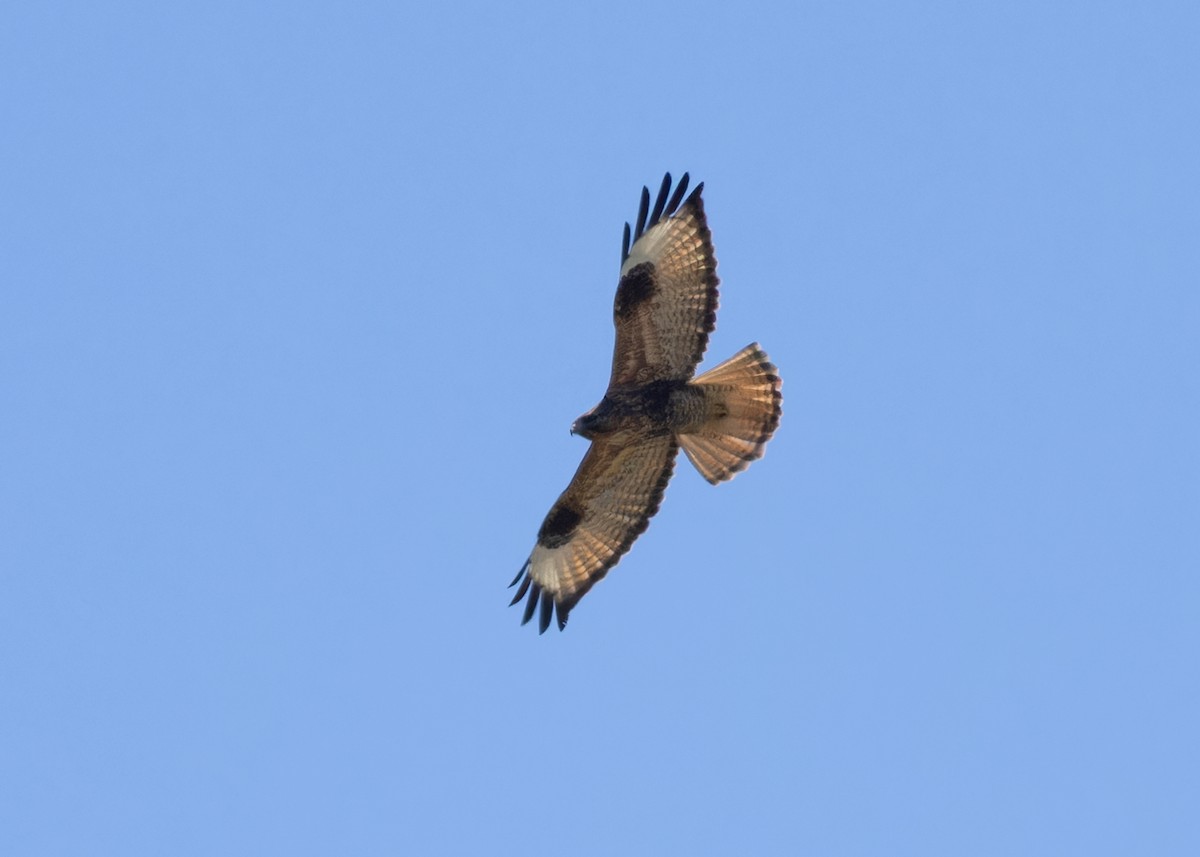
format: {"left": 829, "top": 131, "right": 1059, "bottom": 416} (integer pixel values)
{"left": 509, "top": 173, "right": 782, "bottom": 632}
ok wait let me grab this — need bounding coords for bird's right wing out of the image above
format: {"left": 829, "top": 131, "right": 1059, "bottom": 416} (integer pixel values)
{"left": 509, "top": 433, "right": 679, "bottom": 633}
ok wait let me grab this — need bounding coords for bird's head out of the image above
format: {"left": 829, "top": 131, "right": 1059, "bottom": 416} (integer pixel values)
{"left": 571, "top": 412, "right": 597, "bottom": 440}
{"left": 571, "top": 399, "right": 613, "bottom": 440}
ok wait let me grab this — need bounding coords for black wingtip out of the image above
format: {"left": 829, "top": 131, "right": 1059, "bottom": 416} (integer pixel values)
{"left": 647, "top": 172, "right": 672, "bottom": 229}
{"left": 521, "top": 583, "right": 540, "bottom": 626}
{"left": 633, "top": 185, "right": 650, "bottom": 242}
{"left": 508, "top": 570, "right": 532, "bottom": 606}
{"left": 509, "top": 561, "right": 570, "bottom": 633}
{"left": 665, "top": 172, "right": 690, "bottom": 217}
{"left": 626, "top": 173, "right": 697, "bottom": 253}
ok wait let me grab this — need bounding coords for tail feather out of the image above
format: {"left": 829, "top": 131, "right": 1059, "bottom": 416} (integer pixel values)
{"left": 679, "top": 343, "right": 782, "bottom": 484}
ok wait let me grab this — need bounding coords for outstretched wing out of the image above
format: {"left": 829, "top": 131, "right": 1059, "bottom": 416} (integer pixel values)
{"left": 609, "top": 173, "right": 719, "bottom": 387}
{"left": 509, "top": 434, "right": 679, "bottom": 633}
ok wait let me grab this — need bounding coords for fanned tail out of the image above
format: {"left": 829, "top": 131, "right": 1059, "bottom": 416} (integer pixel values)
{"left": 679, "top": 343, "right": 782, "bottom": 484}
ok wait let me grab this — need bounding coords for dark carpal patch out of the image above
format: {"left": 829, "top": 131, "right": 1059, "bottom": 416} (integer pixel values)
{"left": 537, "top": 502, "right": 583, "bottom": 548}
{"left": 614, "top": 262, "right": 657, "bottom": 319}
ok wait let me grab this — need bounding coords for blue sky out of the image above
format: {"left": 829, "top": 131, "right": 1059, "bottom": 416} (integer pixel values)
{"left": 2, "top": 2, "right": 1197, "bottom": 854}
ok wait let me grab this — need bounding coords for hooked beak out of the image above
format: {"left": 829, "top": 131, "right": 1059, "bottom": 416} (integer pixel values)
{"left": 571, "top": 407, "right": 597, "bottom": 439}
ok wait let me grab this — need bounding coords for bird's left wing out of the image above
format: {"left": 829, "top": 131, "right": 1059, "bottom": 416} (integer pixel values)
{"left": 510, "top": 433, "right": 679, "bottom": 633}
{"left": 609, "top": 172, "right": 719, "bottom": 387}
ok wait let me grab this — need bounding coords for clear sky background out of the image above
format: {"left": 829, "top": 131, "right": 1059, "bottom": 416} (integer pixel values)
{"left": 3, "top": 2, "right": 1197, "bottom": 855}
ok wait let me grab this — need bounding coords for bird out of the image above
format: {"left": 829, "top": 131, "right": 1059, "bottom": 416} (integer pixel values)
{"left": 509, "top": 173, "right": 782, "bottom": 633}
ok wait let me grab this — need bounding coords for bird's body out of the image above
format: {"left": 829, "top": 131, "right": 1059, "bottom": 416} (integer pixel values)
{"left": 572, "top": 381, "right": 708, "bottom": 441}
{"left": 510, "top": 174, "right": 782, "bottom": 632}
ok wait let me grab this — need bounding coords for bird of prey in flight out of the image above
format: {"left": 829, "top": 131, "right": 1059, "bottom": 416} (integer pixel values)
{"left": 510, "top": 173, "right": 782, "bottom": 633}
